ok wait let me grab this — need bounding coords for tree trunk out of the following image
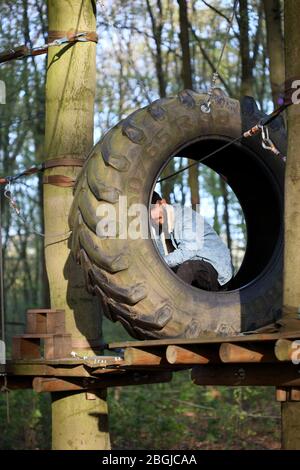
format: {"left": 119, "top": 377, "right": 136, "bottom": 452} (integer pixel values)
{"left": 282, "top": 0, "right": 300, "bottom": 450}
{"left": 239, "top": 0, "right": 253, "bottom": 96}
{"left": 188, "top": 162, "right": 200, "bottom": 210}
{"left": 45, "top": 0, "right": 110, "bottom": 450}
{"left": 177, "top": 0, "right": 193, "bottom": 90}
{"left": 220, "top": 178, "right": 232, "bottom": 252}
{"left": 178, "top": 0, "right": 199, "bottom": 209}
{"left": 146, "top": 0, "right": 166, "bottom": 98}
{"left": 263, "top": 0, "right": 285, "bottom": 108}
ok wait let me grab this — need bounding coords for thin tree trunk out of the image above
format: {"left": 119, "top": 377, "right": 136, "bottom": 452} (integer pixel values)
{"left": 212, "top": 195, "right": 220, "bottom": 233}
{"left": 146, "top": 0, "right": 166, "bottom": 98}
{"left": 263, "top": 0, "right": 285, "bottom": 108}
{"left": 220, "top": 178, "right": 232, "bottom": 252}
{"left": 45, "top": 0, "right": 110, "bottom": 450}
{"left": 178, "top": 0, "right": 199, "bottom": 209}
{"left": 238, "top": 0, "right": 253, "bottom": 96}
{"left": 282, "top": 0, "right": 300, "bottom": 450}
{"left": 283, "top": 0, "right": 300, "bottom": 323}
{"left": 188, "top": 162, "right": 200, "bottom": 210}
{"left": 22, "top": 0, "right": 50, "bottom": 308}
{"left": 177, "top": 0, "right": 193, "bottom": 90}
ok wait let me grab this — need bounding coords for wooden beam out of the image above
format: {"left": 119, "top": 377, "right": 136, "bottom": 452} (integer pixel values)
{"left": 108, "top": 331, "right": 300, "bottom": 349}
{"left": 5, "top": 362, "right": 125, "bottom": 377}
{"left": 166, "top": 345, "right": 219, "bottom": 364}
{"left": 192, "top": 363, "right": 300, "bottom": 386}
{"left": 124, "top": 347, "right": 167, "bottom": 366}
{"left": 219, "top": 342, "right": 277, "bottom": 363}
{"left": 33, "top": 371, "right": 172, "bottom": 393}
{"left": 275, "top": 338, "right": 300, "bottom": 362}
{"left": 276, "top": 387, "right": 300, "bottom": 402}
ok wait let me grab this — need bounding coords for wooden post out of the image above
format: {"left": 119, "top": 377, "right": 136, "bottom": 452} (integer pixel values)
{"left": 44, "top": 0, "right": 110, "bottom": 450}
{"left": 166, "top": 345, "right": 219, "bottom": 364}
{"left": 219, "top": 342, "right": 276, "bottom": 363}
{"left": 124, "top": 347, "right": 167, "bottom": 366}
{"left": 282, "top": 0, "right": 300, "bottom": 450}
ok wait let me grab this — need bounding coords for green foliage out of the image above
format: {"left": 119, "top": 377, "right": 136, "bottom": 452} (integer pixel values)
{"left": 0, "top": 390, "right": 51, "bottom": 450}
{"left": 0, "top": 0, "right": 282, "bottom": 451}
{"left": 107, "top": 372, "right": 280, "bottom": 450}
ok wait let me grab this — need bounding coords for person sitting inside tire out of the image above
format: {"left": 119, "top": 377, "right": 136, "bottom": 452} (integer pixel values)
{"left": 150, "top": 191, "right": 233, "bottom": 291}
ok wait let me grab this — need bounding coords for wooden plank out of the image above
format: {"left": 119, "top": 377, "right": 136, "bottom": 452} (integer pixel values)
{"left": 26, "top": 309, "right": 65, "bottom": 335}
{"left": 166, "top": 345, "right": 219, "bottom": 364}
{"left": 6, "top": 363, "right": 49, "bottom": 376}
{"left": 44, "top": 334, "right": 72, "bottom": 359}
{"left": 6, "top": 355, "right": 124, "bottom": 367}
{"left": 13, "top": 333, "right": 54, "bottom": 338}
{"left": 5, "top": 362, "right": 127, "bottom": 377}
{"left": 108, "top": 331, "right": 300, "bottom": 349}
{"left": 191, "top": 363, "right": 300, "bottom": 386}
{"left": 219, "top": 342, "right": 277, "bottom": 363}
{"left": 12, "top": 337, "right": 41, "bottom": 360}
{"left": 12, "top": 334, "right": 72, "bottom": 360}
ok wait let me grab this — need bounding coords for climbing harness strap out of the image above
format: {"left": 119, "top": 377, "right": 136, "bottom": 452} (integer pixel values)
{"left": 0, "top": 30, "right": 98, "bottom": 64}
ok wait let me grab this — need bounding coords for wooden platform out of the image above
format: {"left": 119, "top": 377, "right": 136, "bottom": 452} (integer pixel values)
{"left": 108, "top": 330, "right": 300, "bottom": 348}
{"left": 3, "top": 327, "right": 300, "bottom": 395}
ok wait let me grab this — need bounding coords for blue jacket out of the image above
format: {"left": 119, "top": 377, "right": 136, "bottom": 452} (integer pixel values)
{"left": 154, "top": 205, "right": 233, "bottom": 286}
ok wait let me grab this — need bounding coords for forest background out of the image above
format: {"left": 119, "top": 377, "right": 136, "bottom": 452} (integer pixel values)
{"left": 0, "top": 0, "right": 284, "bottom": 449}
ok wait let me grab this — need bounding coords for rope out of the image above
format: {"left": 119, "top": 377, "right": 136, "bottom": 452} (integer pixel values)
{"left": 158, "top": 135, "right": 242, "bottom": 183}
{"left": 0, "top": 157, "right": 85, "bottom": 186}
{"left": 201, "top": 0, "right": 239, "bottom": 113}
{"left": 1, "top": 5, "right": 90, "bottom": 241}
{"left": 0, "top": 31, "right": 98, "bottom": 65}
{"left": 158, "top": 98, "right": 291, "bottom": 183}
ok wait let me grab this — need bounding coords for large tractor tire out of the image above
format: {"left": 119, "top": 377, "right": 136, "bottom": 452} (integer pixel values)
{"left": 69, "top": 89, "right": 286, "bottom": 339}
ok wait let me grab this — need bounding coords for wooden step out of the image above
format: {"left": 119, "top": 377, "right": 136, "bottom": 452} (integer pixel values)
{"left": 26, "top": 309, "right": 65, "bottom": 335}
{"left": 12, "top": 333, "right": 72, "bottom": 360}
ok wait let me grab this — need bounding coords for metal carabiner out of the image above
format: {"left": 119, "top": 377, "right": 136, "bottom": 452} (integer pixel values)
{"left": 261, "top": 126, "right": 286, "bottom": 162}
{"left": 4, "top": 182, "right": 20, "bottom": 215}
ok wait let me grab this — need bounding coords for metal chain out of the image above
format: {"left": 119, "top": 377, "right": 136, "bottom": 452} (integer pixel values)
{"left": 201, "top": 0, "right": 239, "bottom": 113}
{"left": 96, "top": 0, "right": 152, "bottom": 104}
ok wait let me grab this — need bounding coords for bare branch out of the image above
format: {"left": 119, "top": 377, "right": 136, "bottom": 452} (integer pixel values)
{"left": 190, "top": 24, "right": 233, "bottom": 96}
